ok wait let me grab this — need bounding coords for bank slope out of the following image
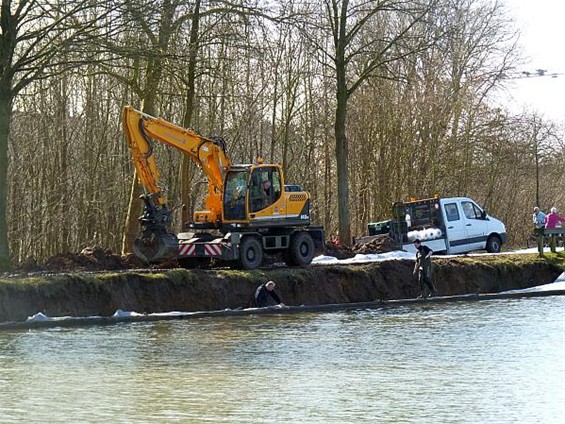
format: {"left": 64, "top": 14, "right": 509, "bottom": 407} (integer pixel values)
{"left": 0, "top": 254, "right": 563, "bottom": 323}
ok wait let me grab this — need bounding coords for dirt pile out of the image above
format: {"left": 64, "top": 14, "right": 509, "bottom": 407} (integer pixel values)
{"left": 326, "top": 235, "right": 402, "bottom": 259}
{"left": 353, "top": 235, "right": 402, "bottom": 254}
{"left": 17, "top": 247, "right": 147, "bottom": 273}
{"left": 314, "top": 235, "right": 404, "bottom": 260}
{"left": 14, "top": 234, "right": 404, "bottom": 273}
{"left": 324, "top": 242, "right": 356, "bottom": 259}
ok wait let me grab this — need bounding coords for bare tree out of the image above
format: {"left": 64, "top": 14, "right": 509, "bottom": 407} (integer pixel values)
{"left": 110, "top": 0, "right": 194, "bottom": 254}
{"left": 295, "top": 0, "right": 438, "bottom": 245}
{"left": 2, "top": 0, "right": 559, "bottom": 265}
{"left": 0, "top": 0, "right": 117, "bottom": 270}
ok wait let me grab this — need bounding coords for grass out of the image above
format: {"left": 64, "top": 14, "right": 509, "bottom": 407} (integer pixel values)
{"left": 433, "top": 251, "right": 565, "bottom": 275}
{"left": 539, "top": 251, "right": 565, "bottom": 271}
{"left": 1, "top": 252, "right": 563, "bottom": 290}
{"left": 217, "top": 269, "right": 258, "bottom": 279}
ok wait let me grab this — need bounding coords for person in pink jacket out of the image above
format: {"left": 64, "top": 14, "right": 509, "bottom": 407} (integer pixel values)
{"left": 545, "top": 207, "right": 565, "bottom": 253}
{"left": 545, "top": 207, "right": 565, "bottom": 229}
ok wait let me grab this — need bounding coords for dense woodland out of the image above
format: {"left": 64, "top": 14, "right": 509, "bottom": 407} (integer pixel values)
{"left": 0, "top": 0, "right": 563, "bottom": 269}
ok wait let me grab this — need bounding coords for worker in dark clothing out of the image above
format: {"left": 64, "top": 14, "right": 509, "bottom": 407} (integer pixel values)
{"left": 413, "top": 239, "right": 437, "bottom": 298}
{"left": 254, "top": 280, "right": 285, "bottom": 308}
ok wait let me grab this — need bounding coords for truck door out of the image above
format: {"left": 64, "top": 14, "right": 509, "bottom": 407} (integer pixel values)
{"left": 460, "top": 200, "right": 488, "bottom": 250}
{"left": 443, "top": 201, "right": 469, "bottom": 254}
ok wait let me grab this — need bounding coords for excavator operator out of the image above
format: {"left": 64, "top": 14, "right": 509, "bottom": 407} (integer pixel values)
{"left": 251, "top": 173, "right": 273, "bottom": 212}
{"left": 261, "top": 179, "right": 272, "bottom": 202}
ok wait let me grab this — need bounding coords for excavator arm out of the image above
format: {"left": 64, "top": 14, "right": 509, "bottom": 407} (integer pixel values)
{"left": 122, "top": 106, "right": 232, "bottom": 262}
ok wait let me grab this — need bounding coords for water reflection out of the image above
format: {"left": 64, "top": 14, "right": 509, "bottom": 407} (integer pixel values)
{"left": 0, "top": 298, "right": 563, "bottom": 423}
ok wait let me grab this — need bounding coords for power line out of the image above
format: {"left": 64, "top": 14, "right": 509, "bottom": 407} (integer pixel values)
{"left": 509, "top": 69, "right": 563, "bottom": 79}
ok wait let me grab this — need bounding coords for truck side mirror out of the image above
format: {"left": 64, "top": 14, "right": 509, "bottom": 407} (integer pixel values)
{"left": 481, "top": 210, "right": 487, "bottom": 219}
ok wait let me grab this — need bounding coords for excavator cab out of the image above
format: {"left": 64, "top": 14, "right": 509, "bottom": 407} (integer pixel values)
{"left": 248, "top": 166, "right": 282, "bottom": 213}
{"left": 223, "top": 165, "right": 285, "bottom": 223}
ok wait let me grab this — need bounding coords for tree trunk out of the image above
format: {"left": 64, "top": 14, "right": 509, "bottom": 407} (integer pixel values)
{"left": 121, "top": 170, "right": 143, "bottom": 255}
{"left": 335, "top": 85, "right": 351, "bottom": 246}
{"left": 334, "top": 0, "right": 351, "bottom": 246}
{"left": 120, "top": 0, "right": 178, "bottom": 254}
{"left": 120, "top": 70, "right": 160, "bottom": 254}
{"left": 0, "top": 84, "right": 12, "bottom": 270}
{"left": 180, "top": 0, "right": 201, "bottom": 228}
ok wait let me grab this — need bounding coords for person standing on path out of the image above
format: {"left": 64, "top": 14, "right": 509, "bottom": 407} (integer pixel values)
{"left": 533, "top": 207, "right": 546, "bottom": 229}
{"left": 544, "top": 207, "right": 565, "bottom": 229}
{"left": 413, "top": 239, "right": 437, "bottom": 298}
{"left": 544, "top": 207, "right": 565, "bottom": 253}
{"left": 533, "top": 207, "right": 547, "bottom": 256}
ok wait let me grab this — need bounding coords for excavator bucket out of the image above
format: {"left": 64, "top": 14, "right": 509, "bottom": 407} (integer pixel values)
{"left": 133, "top": 233, "right": 179, "bottom": 263}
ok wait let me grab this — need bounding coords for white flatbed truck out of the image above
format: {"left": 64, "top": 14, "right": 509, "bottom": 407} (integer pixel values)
{"left": 368, "top": 196, "right": 507, "bottom": 254}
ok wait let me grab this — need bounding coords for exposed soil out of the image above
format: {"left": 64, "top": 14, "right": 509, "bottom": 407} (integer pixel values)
{"left": 1, "top": 252, "right": 562, "bottom": 323}
{"left": 16, "top": 247, "right": 165, "bottom": 273}
{"left": 3, "top": 242, "right": 562, "bottom": 324}
{"left": 15, "top": 235, "right": 400, "bottom": 274}
{"left": 353, "top": 234, "right": 402, "bottom": 254}
{"left": 325, "top": 234, "right": 401, "bottom": 259}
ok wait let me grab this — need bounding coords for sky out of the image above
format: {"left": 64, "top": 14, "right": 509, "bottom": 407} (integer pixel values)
{"left": 499, "top": 0, "right": 565, "bottom": 123}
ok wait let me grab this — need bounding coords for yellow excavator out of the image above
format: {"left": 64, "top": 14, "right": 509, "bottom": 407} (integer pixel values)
{"left": 123, "top": 106, "right": 324, "bottom": 269}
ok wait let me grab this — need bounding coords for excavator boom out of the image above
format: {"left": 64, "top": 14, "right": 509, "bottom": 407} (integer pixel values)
{"left": 123, "top": 106, "right": 231, "bottom": 262}
{"left": 123, "top": 106, "right": 231, "bottom": 216}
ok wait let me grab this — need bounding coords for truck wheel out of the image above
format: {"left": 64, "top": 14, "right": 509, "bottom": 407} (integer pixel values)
{"left": 486, "top": 235, "right": 502, "bottom": 253}
{"left": 239, "top": 237, "right": 263, "bottom": 269}
{"left": 288, "top": 232, "right": 315, "bottom": 266}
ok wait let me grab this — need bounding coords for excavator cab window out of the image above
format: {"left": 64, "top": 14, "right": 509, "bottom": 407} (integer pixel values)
{"left": 223, "top": 170, "right": 247, "bottom": 220}
{"left": 250, "top": 167, "right": 282, "bottom": 212}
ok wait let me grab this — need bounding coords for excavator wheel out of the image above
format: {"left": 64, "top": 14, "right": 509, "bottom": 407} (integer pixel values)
{"left": 286, "top": 232, "right": 315, "bottom": 266}
{"left": 239, "top": 236, "right": 263, "bottom": 270}
{"left": 133, "top": 233, "right": 178, "bottom": 263}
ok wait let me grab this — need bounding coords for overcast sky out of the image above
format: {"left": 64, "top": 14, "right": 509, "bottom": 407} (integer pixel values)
{"left": 500, "top": 0, "right": 565, "bottom": 123}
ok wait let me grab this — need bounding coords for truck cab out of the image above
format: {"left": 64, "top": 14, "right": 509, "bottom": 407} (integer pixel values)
{"left": 388, "top": 196, "right": 507, "bottom": 254}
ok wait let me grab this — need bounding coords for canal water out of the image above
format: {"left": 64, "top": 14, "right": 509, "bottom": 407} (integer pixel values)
{"left": 0, "top": 296, "right": 563, "bottom": 423}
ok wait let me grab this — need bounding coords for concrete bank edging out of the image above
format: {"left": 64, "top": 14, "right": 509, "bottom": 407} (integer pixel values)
{"left": 1, "top": 289, "right": 563, "bottom": 332}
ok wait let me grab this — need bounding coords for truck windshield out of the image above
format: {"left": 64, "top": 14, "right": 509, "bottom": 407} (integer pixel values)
{"left": 461, "top": 201, "right": 483, "bottom": 220}
{"left": 223, "top": 170, "right": 248, "bottom": 220}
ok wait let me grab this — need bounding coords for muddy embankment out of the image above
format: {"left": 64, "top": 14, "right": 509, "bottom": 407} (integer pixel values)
{"left": 0, "top": 254, "right": 563, "bottom": 323}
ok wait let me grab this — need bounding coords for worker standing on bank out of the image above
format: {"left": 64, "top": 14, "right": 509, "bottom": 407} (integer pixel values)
{"left": 413, "top": 239, "right": 437, "bottom": 298}
{"left": 254, "top": 280, "right": 286, "bottom": 308}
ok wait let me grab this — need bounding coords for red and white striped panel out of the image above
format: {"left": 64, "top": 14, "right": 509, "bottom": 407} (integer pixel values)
{"left": 179, "top": 244, "right": 196, "bottom": 257}
{"left": 204, "top": 244, "right": 222, "bottom": 256}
